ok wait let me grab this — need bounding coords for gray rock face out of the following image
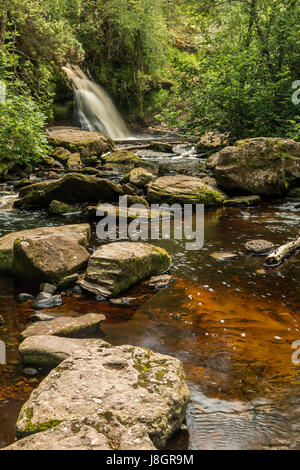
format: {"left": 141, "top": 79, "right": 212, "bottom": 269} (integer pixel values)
{"left": 206, "top": 137, "right": 300, "bottom": 197}
{"left": 0, "top": 224, "right": 90, "bottom": 274}
{"left": 32, "top": 293, "right": 63, "bottom": 309}
{"left": 20, "top": 313, "right": 106, "bottom": 341}
{"left": 148, "top": 175, "right": 225, "bottom": 206}
{"left": 245, "top": 239, "right": 275, "bottom": 255}
{"left": 14, "top": 341, "right": 189, "bottom": 449}
{"left": 19, "top": 336, "right": 105, "bottom": 369}
{"left": 13, "top": 235, "right": 90, "bottom": 284}
{"left": 80, "top": 242, "right": 172, "bottom": 298}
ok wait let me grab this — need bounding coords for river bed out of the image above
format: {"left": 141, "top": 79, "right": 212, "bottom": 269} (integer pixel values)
{"left": 0, "top": 182, "right": 299, "bottom": 449}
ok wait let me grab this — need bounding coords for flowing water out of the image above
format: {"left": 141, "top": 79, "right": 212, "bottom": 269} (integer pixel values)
{"left": 0, "top": 178, "right": 299, "bottom": 449}
{"left": 62, "top": 65, "right": 130, "bottom": 140}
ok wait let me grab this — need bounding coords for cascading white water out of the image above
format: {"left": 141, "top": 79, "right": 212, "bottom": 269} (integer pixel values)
{"left": 62, "top": 65, "right": 130, "bottom": 140}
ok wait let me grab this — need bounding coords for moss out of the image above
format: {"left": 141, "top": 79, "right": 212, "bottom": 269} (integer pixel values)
{"left": 18, "top": 407, "right": 63, "bottom": 438}
{"left": 102, "top": 150, "right": 141, "bottom": 164}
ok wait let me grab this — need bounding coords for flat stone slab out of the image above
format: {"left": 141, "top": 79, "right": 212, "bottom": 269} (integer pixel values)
{"left": 0, "top": 224, "right": 90, "bottom": 273}
{"left": 20, "top": 313, "right": 106, "bottom": 341}
{"left": 224, "top": 195, "right": 261, "bottom": 207}
{"left": 14, "top": 342, "right": 189, "bottom": 449}
{"left": 245, "top": 239, "right": 275, "bottom": 255}
{"left": 210, "top": 252, "right": 238, "bottom": 261}
{"left": 147, "top": 274, "right": 173, "bottom": 289}
{"left": 83, "top": 242, "right": 172, "bottom": 298}
{"left": 19, "top": 336, "right": 106, "bottom": 369}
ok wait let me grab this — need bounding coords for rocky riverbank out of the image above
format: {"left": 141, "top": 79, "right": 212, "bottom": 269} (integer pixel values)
{"left": 0, "top": 126, "right": 300, "bottom": 450}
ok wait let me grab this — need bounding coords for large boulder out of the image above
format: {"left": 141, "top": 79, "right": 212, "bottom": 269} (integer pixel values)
{"left": 206, "top": 137, "right": 300, "bottom": 197}
{"left": 13, "top": 235, "right": 90, "bottom": 284}
{"left": 20, "top": 313, "right": 106, "bottom": 341}
{"left": 148, "top": 175, "right": 225, "bottom": 206}
{"left": 101, "top": 150, "right": 141, "bottom": 164}
{"left": 15, "top": 173, "right": 124, "bottom": 209}
{"left": 129, "top": 167, "right": 153, "bottom": 188}
{"left": 47, "top": 126, "right": 114, "bottom": 162}
{"left": 80, "top": 242, "right": 172, "bottom": 298}
{"left": 13, "top": 341, "right": 189, "bottom": 449}
{"left": 0, "top": 224, "right": 90, "bottom": 274}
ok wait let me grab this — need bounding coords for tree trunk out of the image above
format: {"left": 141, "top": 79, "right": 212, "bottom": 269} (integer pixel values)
{"left": 265, "top": 235, "right": 300, "bottom": 266}
{"left": 0, "top": 0, "right": 8, "bottom": 51}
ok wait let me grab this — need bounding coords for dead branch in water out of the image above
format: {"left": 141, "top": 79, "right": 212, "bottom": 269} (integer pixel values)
{"left": 265, "top": 235, "right": 300, "bottom": 267}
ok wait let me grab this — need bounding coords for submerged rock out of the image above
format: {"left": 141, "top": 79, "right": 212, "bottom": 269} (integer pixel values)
{"left": 80, "top": 242, "right": 172, "bottom": 298}
{"left": 147, "top": 274, "right": 173, "bottom": 290}
{"left": 245, "top": 239, "right": 275, "bottom": 255}
{"left": 20, "top": 313, "right": 106, "bottom": 341}
{"left": 224, "top": 195, "right": 261, "bottom": 207}
{"left": 148, "top": 175, "right": 225, "bottom": 206}
{"left": 206, "top": 137, "right": 300, "bottom": 197}
{"left": 0, "top": 224, "right": 90, "bottom": 274}
{"left": 210, "top": 252, "right": 238, "bottom": 261}
{"left": 15, "top": 174, "right": 123, "bottom": 209}
{"left": 14, "top": 341, "right": 189, "bottom": 449}
{"left": 13, "top": 235, "right": 90, "bottom": 284}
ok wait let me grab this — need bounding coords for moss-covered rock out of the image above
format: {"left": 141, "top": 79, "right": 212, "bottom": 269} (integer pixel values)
{"left": 80, "top": 242, "right": 172, "bottom": 298}
{"left": 49, "top": 200, "right": 80, "bottom": 215}
{"left": 101, "top": 150, "right": 141, "bottom": 164}
{"left": 0, "top": 224, "right": 90, "bottom": 274}
{"left": 47, "top": 126, "right": 114, "bottom": 162}
{"left": 15, "top": 173, "right": 124, "bottom": 208}
{"left": 66, "top": 152, "right": 82, "bottom": 170}
{"left": 12, "top": 235, "right": 90, "bottom": 284}
{"left": 206, "top": 137, "right": 300, "bottom": 197}
{"left": 129, "top": 167, "right": 153, "bottom": 188}
{"left": 148, "top": 175, "right": 225, "bottom": 206}
{"left": 224, "top": 195, "right": 261, "bottom": 207}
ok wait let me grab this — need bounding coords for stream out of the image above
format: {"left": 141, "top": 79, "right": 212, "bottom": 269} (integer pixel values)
{"left": 0, "top": 146, "right": 299, "bottom": 450}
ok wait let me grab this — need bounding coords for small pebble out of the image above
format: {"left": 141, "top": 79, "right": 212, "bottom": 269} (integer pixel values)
{"left": 23, "top": 367, "right": 38, "bottom": 377}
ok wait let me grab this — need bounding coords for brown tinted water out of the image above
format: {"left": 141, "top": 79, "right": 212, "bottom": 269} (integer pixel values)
{"left": 0, "top": 199, "right": 299, "bottom": 449}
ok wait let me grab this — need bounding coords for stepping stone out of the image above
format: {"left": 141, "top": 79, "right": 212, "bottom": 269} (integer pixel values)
{"left": 147, "top": 274, "right": 173, "bottom": 289}
{"left": 224, "top": 195, "right": 261, "bottom": 207}
{"left": 210, "top": 252, "right": 238, "bottom": 260}
{"left": 20, "top": 313, "right": 106, "bottom": 341}
{"left": 32, "top": 293, "right": 63, "bottom": 309}
{"left": 245, "top": 239, "right": 275, "bottom": 255}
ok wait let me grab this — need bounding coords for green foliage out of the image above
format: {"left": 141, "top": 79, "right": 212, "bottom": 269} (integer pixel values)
{"left": 0, "top": 90, "right": 49, "bottom": 178}
{"left": 162, "top": 0, "right": 300, "bottom": 141}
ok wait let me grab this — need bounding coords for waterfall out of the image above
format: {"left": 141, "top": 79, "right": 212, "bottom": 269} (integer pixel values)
{"left": 62, "top": 65, "right": 130, "bottom": 140}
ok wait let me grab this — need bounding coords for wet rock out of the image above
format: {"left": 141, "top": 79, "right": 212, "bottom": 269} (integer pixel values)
{"left": 15, "top": 174, "right": 124, "bottom": 209}
{"left": 80, "top": 242, "right": 172, "bottom": 298}
{"left": 29, "top": 312, "right": 57, "bottom": 322}
{"left": 14, "top": 342, "right": 189, "bottom": 449}
{"left": 148, "top": 175, "right": 225, "bottom": 206}
{"left": 109, "top": 295, "right": 149, "bottom": 308}
{"left": 72, "top": 285, "right": 83, "bottom": 295}
{"left": 66, "top": 152, "right": 82, "bottom": 170}
{"left": 20, "top": 313, "right": 106, "bottom": 341}
{"left": 206, "top": 137, "right": 300, "bottom": 197}
{"left": 0, "top": 314, "right": 4, "bottom": 325}
{"left": 57, "top": 274, "right": 79, "bottom": 290}
{"left": 129, "top": 167, "right": 153, "bottom": 188}
{"left": 49, "top": 200, "right": 79, "bottom": 215}
{"left": 150, "top": 141, "right": 174, "bottom": 153}
{"left": 19, "top": 336, "right": 106, "bottom": 369}
{"left": 210, "top": 252, "right": 238, "bottom": 261}
{"left": 245, "top": 239, "right": 275, "bottom": 255}
{"left": 42, "top": 156, "right": 63, "bottom": 168}
{"left": 15, "top": 179, "right": 32, "bottom": 190}
{"left": 32, "top": 293, "right": 63, "bottom": 309}
{"left": 51, "top": 147, "right": 71, "bottom": 163}
{"left": 224, "top": 195, "right": 261, "bottom": 207}
{"left": 147, "top": 274, "right": 173, "bottom": 290}
{"left": 95, "top": 294, "right": 106, "bottom": 303}
{"left": 17, "top": 293, "right": 34, "bottom": 303}
{"left": 40, "top": 283, "right": 57, "bottom": 295}
{"left": 22, "top": 367, "right": 38, "bottom": 378}
{"left": 0, "top": 223, "right": 90, "bottom": 274}
{"left": 47, "top": 126, "right": 114, "bottom": 161}
{"left": 13, "top": 235, "right": 90, "bottom": 284}
{"left": 287, "top": 187, "right": 300, "bottom": 198}
{"left": 102, "top": 150, "right": 141, "bottom": 164}
{"left": 88, "top": 204, "right": 170, "bottom": 222}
